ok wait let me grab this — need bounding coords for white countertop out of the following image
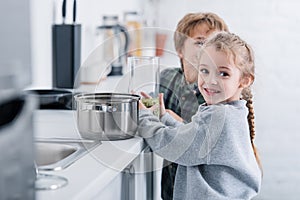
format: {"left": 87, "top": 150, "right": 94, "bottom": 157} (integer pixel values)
{"left": 34, "top": 110, "right": 145, "bottom": 200}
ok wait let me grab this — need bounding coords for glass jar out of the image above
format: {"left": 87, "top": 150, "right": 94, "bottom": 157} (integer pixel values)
{"left": 124, "top": 11, "right": 143, "bottom": 56}
{"left": 128, "top": 56, "right": 160, "bottom": 116}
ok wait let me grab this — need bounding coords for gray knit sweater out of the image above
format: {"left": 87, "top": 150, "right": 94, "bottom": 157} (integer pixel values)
{"left": 138, "top": 100, "right": 261, "bottom": 200}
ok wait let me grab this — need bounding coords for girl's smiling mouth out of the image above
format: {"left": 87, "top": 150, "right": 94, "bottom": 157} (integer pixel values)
{"left": 203, "top": 87, "right": 221, "bottom": 96}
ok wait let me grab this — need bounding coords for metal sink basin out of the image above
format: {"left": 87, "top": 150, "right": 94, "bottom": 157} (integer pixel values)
{"left": 35, "top": 138, "right": 101, "bottom": 171}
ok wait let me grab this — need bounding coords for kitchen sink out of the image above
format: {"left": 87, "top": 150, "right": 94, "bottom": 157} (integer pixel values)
{"left": 35, "top": 138, "right": 101, "bottom": 171}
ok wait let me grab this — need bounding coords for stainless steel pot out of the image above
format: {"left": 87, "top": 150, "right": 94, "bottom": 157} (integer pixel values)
{"left": 74, "top": 93, "right": 140, "bottom": 140}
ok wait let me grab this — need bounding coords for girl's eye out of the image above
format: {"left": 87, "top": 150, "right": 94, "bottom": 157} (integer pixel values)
{"left": 219, "top": 71, "right": 229, "bottom": 77}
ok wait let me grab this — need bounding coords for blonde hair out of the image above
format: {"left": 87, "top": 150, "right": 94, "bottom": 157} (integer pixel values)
{"left": 203, "top": 32, "right": 263, "bottom": 172}
{"left": 174, "top": 12, "right": 229, "bottom": 53}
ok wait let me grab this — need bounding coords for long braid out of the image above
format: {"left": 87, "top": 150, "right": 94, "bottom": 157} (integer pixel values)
{"left": 242, "top": 88, "right": 263, "bottom": 174}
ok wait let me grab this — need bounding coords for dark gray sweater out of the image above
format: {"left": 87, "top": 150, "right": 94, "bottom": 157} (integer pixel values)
{"left": 138, "top": 100, "right": 261, "bottom": 200}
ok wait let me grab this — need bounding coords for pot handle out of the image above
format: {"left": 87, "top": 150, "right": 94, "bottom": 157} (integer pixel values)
{"left": 107, "top": 105, "right": 117, "bottom": 112}
{"left": 56, "top": 93, "right": 73, "bottom": 109}
{"left": 79, "top": 104, "right": 117, "bottom": 112}
{"left": 117, "top": 24, "right": 129, "bottom": 53}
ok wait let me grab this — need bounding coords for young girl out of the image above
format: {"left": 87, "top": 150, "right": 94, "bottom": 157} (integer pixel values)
{"left": 138, "top": 32, "right": 262, "bottom": 200}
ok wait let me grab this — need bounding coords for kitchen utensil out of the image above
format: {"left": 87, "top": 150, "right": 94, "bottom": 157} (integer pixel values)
{"left": 96, "top": 15, "right": 129, "bottom": 76}
{"left": 52, "top": 0, "right": 81, "bottom": 89}
{"left": 124, "top": 11, "right": 143, "bottom": 56}
{"left": 155, "top": 33, "right": 167, "bottom": 56}
{"left": 74, "top": 93, "right": 140, "bottom": 140}
{"left": 34, "top": 162, "right": 68, "bottom": 190}
{"left": 28, "top": 89, "right": 73, "bottom": 109}
{"left": 62, "top": 0, "right": 66, "bottom": 24}
{"left": 73, "top": 0, "right": 76, "bottom": 23}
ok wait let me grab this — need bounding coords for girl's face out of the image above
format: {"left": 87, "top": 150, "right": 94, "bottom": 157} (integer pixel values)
{"left": 198, "top": 46, "right": 245, "bottom": 105}
{"left": 180, "top": 23, "right": 215, "bottom": 84}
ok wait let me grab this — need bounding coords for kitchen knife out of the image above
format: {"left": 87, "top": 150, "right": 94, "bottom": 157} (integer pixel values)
{"left": 73, "top": 0, "right": 76, "bottom": 23}
{"left": 62, "top": 0, "right": 66, "bottom": 24}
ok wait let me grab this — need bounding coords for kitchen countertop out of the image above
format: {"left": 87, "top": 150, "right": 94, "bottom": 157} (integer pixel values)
{"left": 34, "top": 110, "right": 145, "bottom": 200}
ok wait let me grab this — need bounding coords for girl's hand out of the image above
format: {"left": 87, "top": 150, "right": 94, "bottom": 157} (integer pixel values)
{"left": 140, "top": 91, "right": 152, "bottom": 99}
{"left": 159, "top": 93, "right": 166, "bottom": 117}
{"left": 139, "top": 92, "right": 166, "bottom": 118}
{"left": 139, "top": 100, "right": 147, "bottom": 110}
{"left": 139, "top": 91, "right": 151, "bottom": 110}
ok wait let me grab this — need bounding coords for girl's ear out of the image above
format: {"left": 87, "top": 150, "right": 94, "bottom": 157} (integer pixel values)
{"left": 239, "top": 76, "right": 253, "bottom": 88}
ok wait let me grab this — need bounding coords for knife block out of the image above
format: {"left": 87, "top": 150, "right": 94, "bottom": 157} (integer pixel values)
{"left": 52, "top": 24, "right": 81, "bottom": 89}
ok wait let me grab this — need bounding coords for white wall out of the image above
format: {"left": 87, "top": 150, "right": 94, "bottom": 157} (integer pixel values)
{"left": 30, "top": 0, "right": 141, "bottom": 88}
{"left": 157, "top": 0, "right": 300, "bottom": 132}
{"left": 156, "top": 0, "right": 300, "bottom": 199}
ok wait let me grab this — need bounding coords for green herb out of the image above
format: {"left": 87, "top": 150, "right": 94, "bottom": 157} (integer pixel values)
{"left": 141, "top": 98, "right": 159, "bottom": 108}
{"left": 141, "top": 98, "right": 160, "bottom": 117}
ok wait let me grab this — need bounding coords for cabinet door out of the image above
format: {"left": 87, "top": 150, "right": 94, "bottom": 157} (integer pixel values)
{"left": 131, "top": 146, "right": 154, "bottom": 200}
{"left": 95, "top": 174, "right": 122, "bottom": 200}
{"left": 93, "top": 146, "right": 155, "bottom": 200}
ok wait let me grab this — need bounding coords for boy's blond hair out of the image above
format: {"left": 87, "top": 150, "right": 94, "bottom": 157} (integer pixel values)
{"left": 174, "top": 12, "right": 229, "bottom": 53}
